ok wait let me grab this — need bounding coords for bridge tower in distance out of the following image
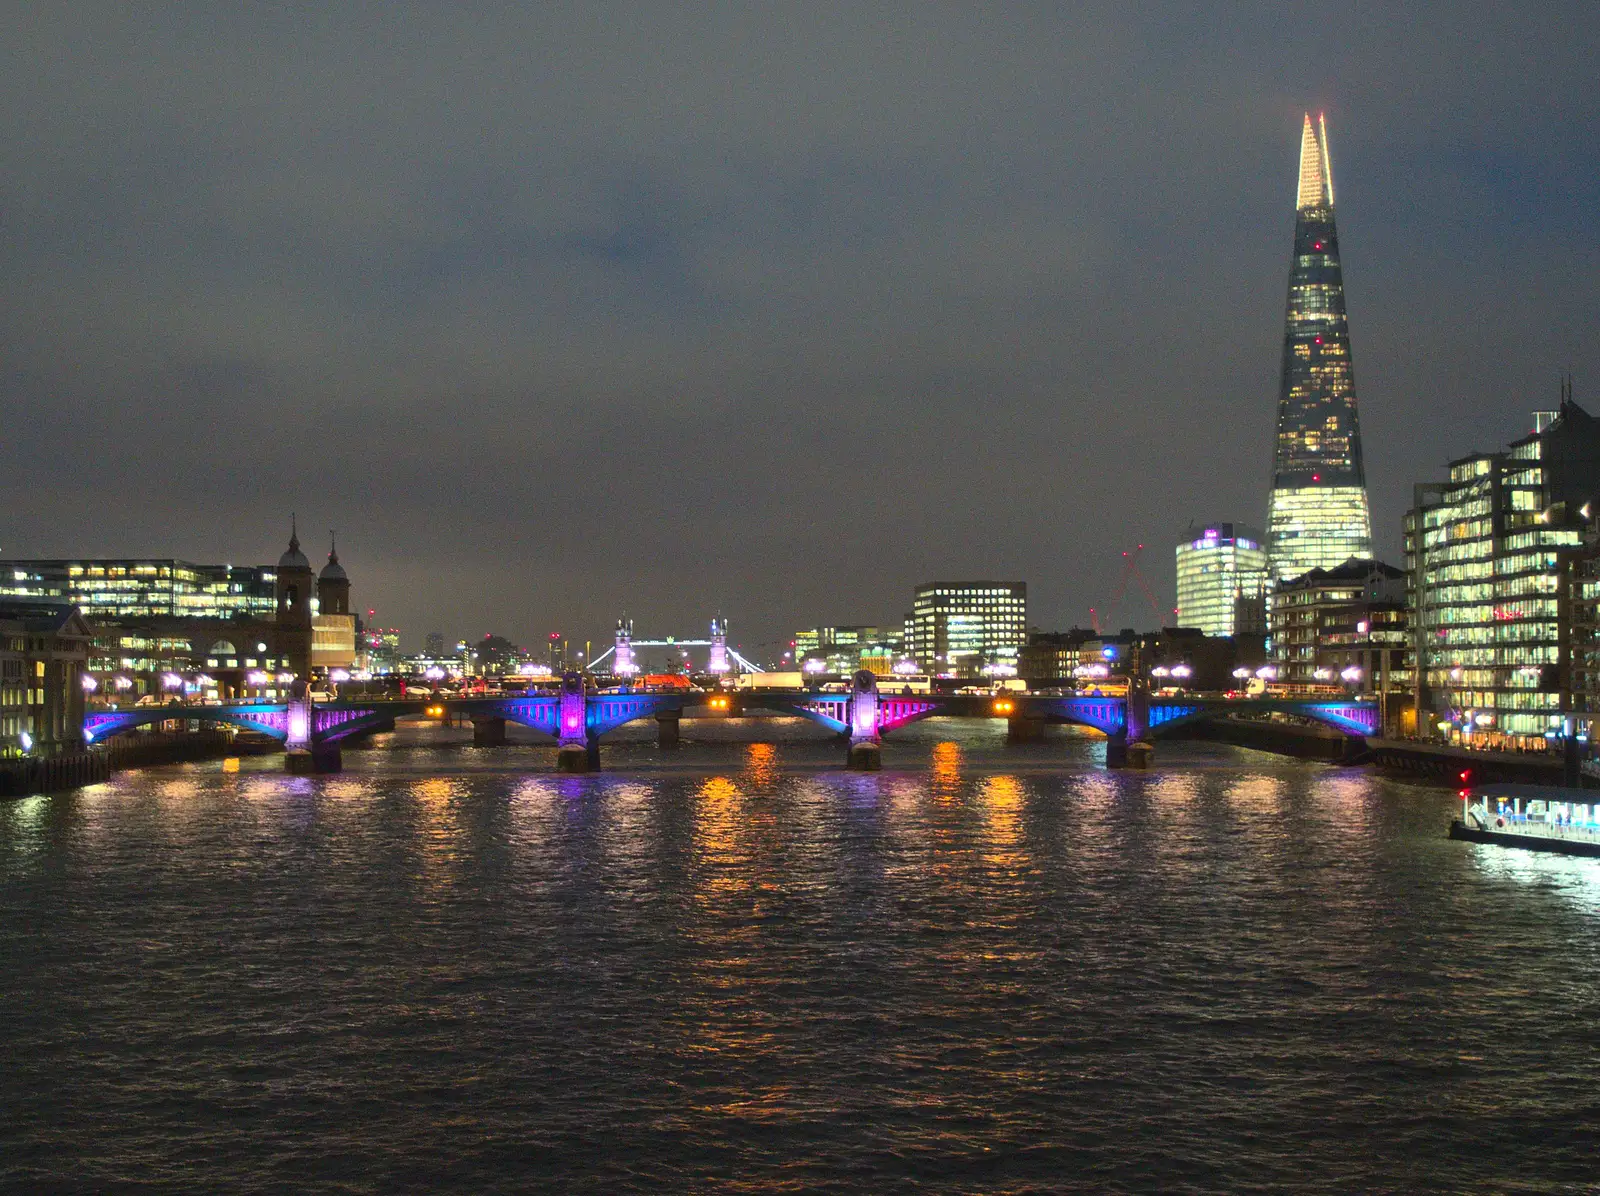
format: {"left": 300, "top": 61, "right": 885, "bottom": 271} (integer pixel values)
{"left": 275, "top": 519, "right": 315, "bottom": 683}
{"left": 614, "top": 618, "right": 637, "bottom": 676}
{"left": 708, "top": 616, "right": 729, "bottom": 674}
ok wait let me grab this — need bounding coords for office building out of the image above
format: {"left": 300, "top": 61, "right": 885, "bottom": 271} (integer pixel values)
{"left": 1270, "top": 561, "right": 1411, "bottom": 732}
{"left": 1265, "top": 114, "right": 1375, "bottom": 579}
{"left": 1405, "top": 393, "right": 1600, "bottom": 745}
{"left": 1, "top": 560, "right": 278, "bottom": 619}
{"left": 906, "top": 582, "right": 1027, "bottom": 676}
{"left": 1, "top": 601, "right": 93, "bottom": 758}
{"left": 1174, "top": 523, "right": 1271, "bottom": 637}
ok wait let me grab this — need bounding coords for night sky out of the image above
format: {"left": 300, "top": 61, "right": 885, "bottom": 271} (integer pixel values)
{"left": 3, "top": 6, "right": 1596, "bottom": 656}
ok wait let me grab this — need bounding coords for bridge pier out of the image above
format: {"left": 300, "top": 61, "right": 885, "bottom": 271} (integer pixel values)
{"left": 472, "top": 717, "right": 507, "bottom": 746}
{"left": 1105, "top": 733, "right": 1127, "bottom": 768}
{"left": 555, "top": 671, "right": 595, "bottom": 771}
{"left": 656, "top": 709, "right": 681, "bottom": 749}
{"left": 556, "top": 741, "right": 595, "bottom": 772}
{"left": 285, "top": 742, "right": 342, "bottom": 774}
{"left": 847, "top": 670, "right": 882, "bottom": 770}
{"left": 1105, "top": 734, "right": 1153, "bottom": 769}
{"left": 1007, "top": 714, "right": 1046, "bottom": 743}
{"left": 847, "top": 740, "right": 882, "bottom": 770}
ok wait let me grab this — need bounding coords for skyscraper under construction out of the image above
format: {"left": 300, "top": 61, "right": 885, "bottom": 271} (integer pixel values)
{"left": 1265, "top": 113, "right": 1374, "bottom": 580}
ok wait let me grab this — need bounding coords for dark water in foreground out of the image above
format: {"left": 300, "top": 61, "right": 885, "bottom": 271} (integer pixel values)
{"left": 3, "top": 719, "right": 1599, "bottom": 1193}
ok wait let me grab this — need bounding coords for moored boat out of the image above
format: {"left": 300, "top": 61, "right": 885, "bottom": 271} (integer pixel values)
{"left": 1449, "top": 785, "right": 1600, "bottom": 858}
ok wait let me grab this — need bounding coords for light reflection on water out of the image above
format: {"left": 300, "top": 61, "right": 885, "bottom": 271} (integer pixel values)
{"left": 2, "top": 721, "right": 1599, "bottom": 1192}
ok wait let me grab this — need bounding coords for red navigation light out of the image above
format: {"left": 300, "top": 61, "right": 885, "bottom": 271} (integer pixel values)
{"left": 1314, "top": 241, "right": 1323, "bottom": 250}
{"left": 1312, "top": 474, "right": 1321, "bottom": 482}
{"left": 1459, "top": 769, "right": 1472, "bottom": 784}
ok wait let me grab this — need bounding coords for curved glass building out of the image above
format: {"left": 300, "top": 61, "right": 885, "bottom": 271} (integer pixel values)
{"left": 1266, "top": 113, "right": 1374, "bottom": 580}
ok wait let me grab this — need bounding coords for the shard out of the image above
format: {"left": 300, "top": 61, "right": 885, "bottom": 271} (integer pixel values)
{"left": 1265, "top": 113, "right": 1374, "bottom": 580}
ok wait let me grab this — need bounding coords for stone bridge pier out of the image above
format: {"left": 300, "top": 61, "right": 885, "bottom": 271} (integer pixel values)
{"left": 555, "top": 673, "right": 597, "bottom": 772}
{"left": 847, "top": 670, "right": 882, "bottom": 770}
{"left": 284, "top": 696, "right": 344, "bottom": 773}
{"left": 1107, "top": 665, "right": 1154, "bottom": 769}
{"left": 656, "top": 708, "right": 681, "bottom": 749}
{"left": 472, "top": 717, "right": 507, "bottom": 746}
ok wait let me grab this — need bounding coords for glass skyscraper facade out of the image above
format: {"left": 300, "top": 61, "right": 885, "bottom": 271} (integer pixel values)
{"left": 1174, "top": 523, "right": 1270, "bottom": 637}
{"left": 1266, "top": 113, "right": 1374, "bottom": 580}
{"left": 1, "top": 560, "right": 278, "bottom": 619}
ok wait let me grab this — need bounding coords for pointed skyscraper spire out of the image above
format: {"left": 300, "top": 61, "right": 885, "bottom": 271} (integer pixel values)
{"left": 1267, "top": 113, "right": 1373, "bottom": 579}
{"left": 1296, "top": 112, "right": 1334, "bottom": 210}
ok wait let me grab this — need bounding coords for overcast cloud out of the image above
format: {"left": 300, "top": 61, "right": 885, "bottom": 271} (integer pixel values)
{"left": 2, "top": 4, "right": 1597, "bottom": 655}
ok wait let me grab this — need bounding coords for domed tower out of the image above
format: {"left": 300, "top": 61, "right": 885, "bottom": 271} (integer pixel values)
{"left": 274, "top": 518, "right": 315, "bottom": 680}
{"left": 318, "top": 533, "right": 350, "bottom": 616}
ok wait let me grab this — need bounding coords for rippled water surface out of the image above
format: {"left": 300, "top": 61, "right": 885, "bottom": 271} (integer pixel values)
{"left": 4, "top": 720, "right": 1600, "bottom": 1193}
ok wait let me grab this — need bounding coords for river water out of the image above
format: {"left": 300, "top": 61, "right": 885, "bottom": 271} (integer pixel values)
{"left": 3, "top": 719, "right": 1598, "bottom": 1193}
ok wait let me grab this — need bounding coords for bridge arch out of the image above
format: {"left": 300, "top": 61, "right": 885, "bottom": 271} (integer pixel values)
{"left": 83, "top": 705, "right": 292, "bottom": 743}
{"left": 1146, "top": 699, "right": 1377, "bottom": 739}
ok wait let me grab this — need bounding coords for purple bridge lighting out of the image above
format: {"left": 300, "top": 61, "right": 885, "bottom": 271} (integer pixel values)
{"left": 83, "top": 674, "right": 1380, "bottom": 775}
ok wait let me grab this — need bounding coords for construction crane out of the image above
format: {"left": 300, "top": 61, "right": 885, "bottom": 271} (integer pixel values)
{"left": 1088, "top": 544, "right": 1171, "bottom": 634}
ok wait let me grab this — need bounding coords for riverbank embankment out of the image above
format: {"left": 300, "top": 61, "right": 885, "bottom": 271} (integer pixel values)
{"left": 0, "top": 731, "right": 243, "bottom": 798}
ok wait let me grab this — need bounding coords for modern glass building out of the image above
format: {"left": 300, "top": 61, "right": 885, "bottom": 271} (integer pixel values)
{"left": 0, "top": 560, "right": 277, "bottom": 619}
{"left": 906, "top": 582, "right": 1027, "bottom": 676}
{"left": 1266, "top": 113, "right": 1374, "bottom": 580}
{"left": 1405, "top": 397, "right": 1600, "bottom": 745}
{"left": 1174, "top": 523, "right": 1270, "bottom": 637}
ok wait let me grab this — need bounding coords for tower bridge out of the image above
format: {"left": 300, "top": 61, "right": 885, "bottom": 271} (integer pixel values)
{"left": 588, "top": 617, "right": 765, "bottom": 676}
{"left": 83, "top": 671, "right": 1379, "bottom": 775}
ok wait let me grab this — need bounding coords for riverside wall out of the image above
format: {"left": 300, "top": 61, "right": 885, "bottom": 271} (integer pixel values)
{"left": 0, "top": 730, "right": 242, "bottom": 798}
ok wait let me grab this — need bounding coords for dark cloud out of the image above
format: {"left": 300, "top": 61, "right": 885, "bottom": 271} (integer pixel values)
{"left": 2, "top": 4, "right": 1597, "bottom": 649}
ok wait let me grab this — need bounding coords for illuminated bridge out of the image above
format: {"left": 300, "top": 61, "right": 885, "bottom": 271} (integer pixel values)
{"left": 83, "top": 671, "right": 1381, "bottom": 774}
